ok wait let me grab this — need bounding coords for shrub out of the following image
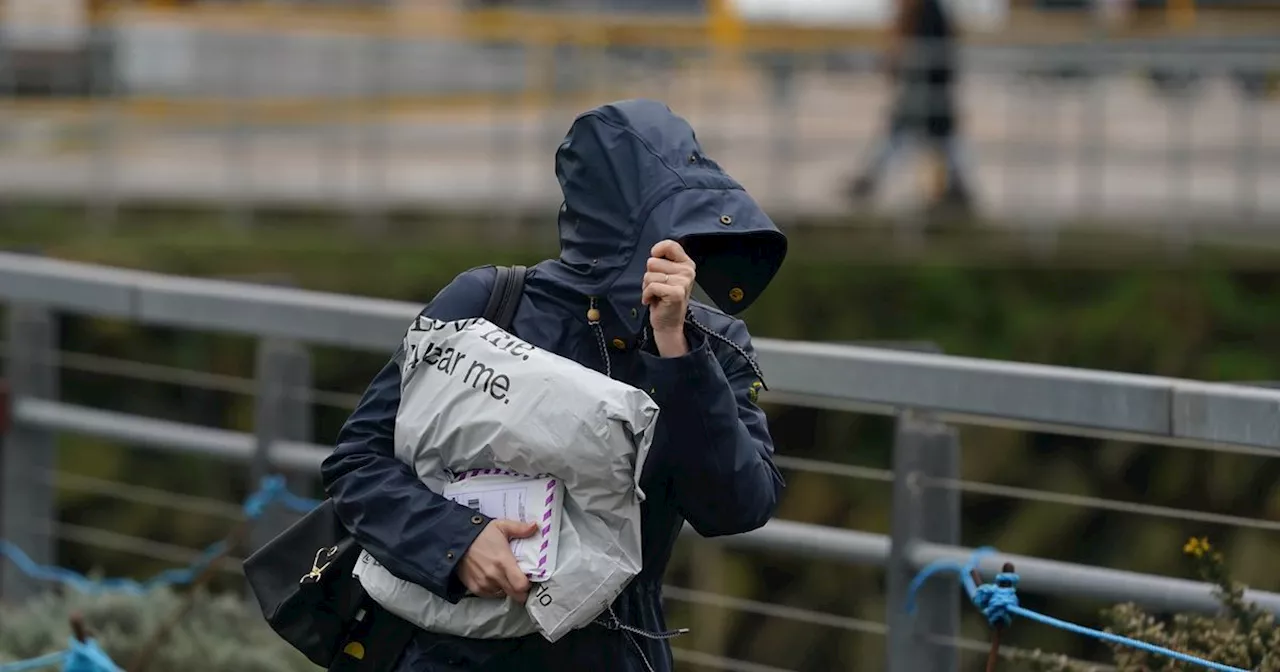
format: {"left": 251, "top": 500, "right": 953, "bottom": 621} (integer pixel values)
{"left": 1019, "top": 538, "right": 1280, "bottom": 672}
{"left": 0, "top": 586, "right": 318, "bottom": 672}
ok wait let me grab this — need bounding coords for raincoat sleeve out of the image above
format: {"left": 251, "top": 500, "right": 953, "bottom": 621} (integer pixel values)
{"left": 320, "top": 268, "right": 498, "bottom": 603}
{"left": 641, "top": 318, "right": 783, "bottom": 537}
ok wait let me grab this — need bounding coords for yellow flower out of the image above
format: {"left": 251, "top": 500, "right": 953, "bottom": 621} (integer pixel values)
{"left": 1183, "top": 536, "right": 1212, "bottom": 558}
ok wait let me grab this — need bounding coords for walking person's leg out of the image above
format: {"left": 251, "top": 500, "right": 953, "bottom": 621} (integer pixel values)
{"left": 847, "top": 119, "right": 910, "bottom": 201}
{"left": 923, "top": 84, "right": 975, "bottom": 212}
{"left": 940, "top": 132, "right": 975, "bottom": 205}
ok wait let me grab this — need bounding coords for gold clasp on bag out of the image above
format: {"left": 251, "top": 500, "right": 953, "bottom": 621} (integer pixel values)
{"left": 300, "top": 545, "right": 339, "bottom": 584}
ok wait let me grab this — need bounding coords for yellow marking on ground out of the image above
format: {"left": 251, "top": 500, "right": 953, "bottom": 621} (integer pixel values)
{"left": 0, "top": 89, "right": 639, "bottom": 126}
{"left": 3, "top": 3, "right": 1272, "bottom": 51}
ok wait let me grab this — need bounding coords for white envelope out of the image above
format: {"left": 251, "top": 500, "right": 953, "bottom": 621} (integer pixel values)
{"left": 442, "top": 469, "right": 564, "bottom": 582}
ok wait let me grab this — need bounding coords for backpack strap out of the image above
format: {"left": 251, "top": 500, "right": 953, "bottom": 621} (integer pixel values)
{"left": 481, "top": 265, "right": 527, "bottom": 331}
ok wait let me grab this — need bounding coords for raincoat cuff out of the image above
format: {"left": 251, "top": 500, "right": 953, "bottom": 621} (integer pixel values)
{"left": 641, "top": 328, "right": 721, "bottom": 401}
{"left": 435, "top": 510, "right": 494, "bottom": 603}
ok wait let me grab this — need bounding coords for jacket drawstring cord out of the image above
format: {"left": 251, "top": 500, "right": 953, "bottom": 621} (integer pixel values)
{"left": 594, "top": 605, "right": 690, "bottom": 672}
{"left": 586, "top": 296, "right": 613, "bottom": 379}
{"left": 592, "top": 299, "right": 767, "bottom": 390}
{"left": 684, "top": 311, "right": 769, "bottom": 390}
{"left": 586, "top": 299, "right": 774, "bottom": 671}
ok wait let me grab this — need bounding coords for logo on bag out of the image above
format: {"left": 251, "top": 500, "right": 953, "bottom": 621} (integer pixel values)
{"left": 300, "top": 545, "right": 339, "bottom": 584}
{"left": 534, "top": 582, "right": 554, "bottom": 607}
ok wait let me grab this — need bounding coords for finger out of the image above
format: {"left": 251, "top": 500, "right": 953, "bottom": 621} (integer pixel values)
{"left": 641, "top": 271, "right": 671, "bottom": 289}
{"left": 650, "top": 239, "right": 692, "bottom": 264}
{"left": 496, "top": 519, "right": 538, "bottom": 540}
{"left": 643, "top": 271, "right": 693, "bottom": 289}
{"left": 643, "top": 283, "right": 680, "bottom": 306}
{"left": 470, "top": 574, "right": 498, "bottom": 596}
{"left": 645, "top": 257, "right": 690, "bottom": 276}
{"left": 461, "top": 573, "right": 484, "bottom": 596}
{"left": 502, "top": 560, "right": 531, "bottom": 604}
{"left": 490, "top": 566, "right": 518, "bottom": 600}
{"left": 645, "top": 283, "right": 687, "bottom": 304}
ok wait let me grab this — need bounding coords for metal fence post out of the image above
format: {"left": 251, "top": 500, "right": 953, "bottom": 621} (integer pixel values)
{"left": 249, "top": 337, "right": 314, "bottom": 552}
{"left": 886, "top": 410, "right": 960, "bottom": 672}
{"left": 0, "top": 305, "right": 59, "bottom": 603}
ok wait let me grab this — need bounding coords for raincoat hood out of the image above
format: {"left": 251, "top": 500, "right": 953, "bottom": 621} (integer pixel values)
{"left": 547, "top": 99, "right": 788, "bottom": 333}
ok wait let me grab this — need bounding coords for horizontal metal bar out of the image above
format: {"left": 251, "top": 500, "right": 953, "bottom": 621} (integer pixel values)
{"left": 0, "top": 252, "right": 414, "bottom": 351}
{"left": 43, "top": 469, "right": 245, "bottom": 520}
{"left": 670, "top": 648, "right": 796, "bottom": 672}
{"left": 52, "top": 522, "right": 245, "bottom": 572}
{"left": 14, "top": 397, "right": 1280, "bottom": 618}
{"left": 771, "top": 455, "right": 894, "bottom": 482}
{"left": 921, "top": 474, "right": 1280, "bottom": 533}
{"left": 912, "top": 542, "right": 1280, "bottom": 617}
{"left": 686, "top": 521, "right": 1280, "bottom": 617}
{"left": 685, "top": 519, "right": 893, "bottom": 566}
{"left": 12, "top": 398, "right": 328, "bottom": 473}
{"left": 664, "top": 585, "right": 889, "bottom": 635}
{"left": 8, "top": 254, "right": 1280, "bottom": 450}
{"left": 758, "top": 341, "right": 1280, "bottom": 450}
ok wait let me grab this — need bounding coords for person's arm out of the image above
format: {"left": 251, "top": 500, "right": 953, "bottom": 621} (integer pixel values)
{"left": 321, "top": 346, "right": 490, "bottom": 602}
{"left": 320, "top": 268, "right": 501, "bottom": 603}
{"left": 640, "top": 318, "right": 783, "bottom": 537}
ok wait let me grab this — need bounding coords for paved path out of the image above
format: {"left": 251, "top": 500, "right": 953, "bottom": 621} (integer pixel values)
{"left": 1, "top": 69, "right": 1277, "bottom": 230}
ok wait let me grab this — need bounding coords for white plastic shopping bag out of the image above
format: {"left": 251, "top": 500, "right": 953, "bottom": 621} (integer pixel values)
{"left": 353, "top": 316, "right": 659, "bottom": 642}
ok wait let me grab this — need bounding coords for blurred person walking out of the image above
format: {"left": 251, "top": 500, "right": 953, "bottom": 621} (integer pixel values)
{"left": 845, "top": 0, "right": 976, "bottom": 215}
{"left": 321, "top": 99, "right": 788, "bottom": 672}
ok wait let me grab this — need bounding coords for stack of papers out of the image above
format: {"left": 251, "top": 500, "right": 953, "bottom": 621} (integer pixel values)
{"left": 443, "top": 469, "right": 564, "bottom": 581}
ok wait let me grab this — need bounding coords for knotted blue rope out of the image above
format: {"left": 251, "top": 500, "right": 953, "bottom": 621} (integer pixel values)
{"left": 0, "top": 476, "right": 320, "bottom": 596}
{"left": 61, "top": 638, "right": 124, "bottom": 672}
{"left": 0, "top": 477, "right": 322, "bottom": 672}
{"left": 242, "top": 475, "right": 320, "bottom": 518}
{"left": 0, "top": 650, "right": 66, "bottom": 672}
{"left": 0, "top": 638, "right": 123, "bottom": 672}
{"left": 906, "top": 547, "right": 1251, "bottom": 672}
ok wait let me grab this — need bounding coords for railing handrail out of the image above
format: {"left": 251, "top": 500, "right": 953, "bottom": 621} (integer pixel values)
{"left": 11, "top": 396, "right": 1280, "bottom": 618}
{"left": 8, "top": 250, "right": 1280, "bottom": 672}
{"left": 4, "top": 251, "right": 1280, "bottom": 451}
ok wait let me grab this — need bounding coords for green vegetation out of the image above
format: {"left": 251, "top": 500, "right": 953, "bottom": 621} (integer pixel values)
{"left": 1021, "top": 539, "right": 1280, "bottom": 672}
{"left": 6, "top": 210, "right": 1280, "bottom": 670}
{"left": 0, "top": 588, "right": 315, "bottom": 672}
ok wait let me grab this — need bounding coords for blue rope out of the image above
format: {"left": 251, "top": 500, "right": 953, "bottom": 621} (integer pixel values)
{"left": 0, "top": 476, "right": 321, "bottom": 596}
{"left": 0, "top": 637, "right": 124, "bottom": 672}
{"left": 0, "top": 651, "right": 67, "bottom": 672}
{"left": 0, "top": 477, "right": 322, "bottom": 671}
{"left": 906, "top": 547, "right": 1252, "bottom": 672}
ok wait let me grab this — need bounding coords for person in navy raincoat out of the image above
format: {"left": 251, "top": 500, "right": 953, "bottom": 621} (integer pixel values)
{"left": 321, "top": 99, "right": 789, "bottom": 672}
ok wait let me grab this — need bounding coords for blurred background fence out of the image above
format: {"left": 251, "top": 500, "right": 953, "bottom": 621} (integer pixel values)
{"left": 6, "top": 253, "right": 1280, "bottom": 672}
{"left": 5, "top": 2, "right": 1280, "bottom": 671}
{"left": 1, "top": 0, "right": 1279, "bottom": 242}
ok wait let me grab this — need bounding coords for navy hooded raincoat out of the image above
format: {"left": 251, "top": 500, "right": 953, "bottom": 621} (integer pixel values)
{"left": 321, "top": 99, "right": 789, "bottom": 672}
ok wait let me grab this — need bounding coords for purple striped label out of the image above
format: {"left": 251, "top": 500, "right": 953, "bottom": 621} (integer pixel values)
{"left": 532, "top": 478, "right": 558, "bottom": 579}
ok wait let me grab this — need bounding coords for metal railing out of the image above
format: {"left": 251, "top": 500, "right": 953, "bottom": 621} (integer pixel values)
{"left": 3, "top": 250, "right": 1280, "bottom": 671}
{"left": 2, "top": 4, "right": 1278, "bottom": 242}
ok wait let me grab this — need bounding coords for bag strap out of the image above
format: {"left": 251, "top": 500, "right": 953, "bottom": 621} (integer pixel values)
{"left": 481, "top": 265, "right": 526, "bottom": 331}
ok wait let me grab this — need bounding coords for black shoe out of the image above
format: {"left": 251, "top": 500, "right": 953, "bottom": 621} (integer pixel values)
{"left": 923, "top": 188, "right": 976, "bottom": 225}
{"left": 941, "top": 187, "right": 973, "bottom": 211}
{"left": 845, "top": 176, "right": 876, "bottom": 204}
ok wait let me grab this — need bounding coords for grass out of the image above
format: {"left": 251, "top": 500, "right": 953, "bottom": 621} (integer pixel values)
{"left": 7, "top": 202, "right": 1280, "bottom": 281}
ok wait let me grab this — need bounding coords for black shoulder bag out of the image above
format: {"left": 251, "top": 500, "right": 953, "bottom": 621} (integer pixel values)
{"left": 243, "top": 265, "right": 528, "bottom": 671}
